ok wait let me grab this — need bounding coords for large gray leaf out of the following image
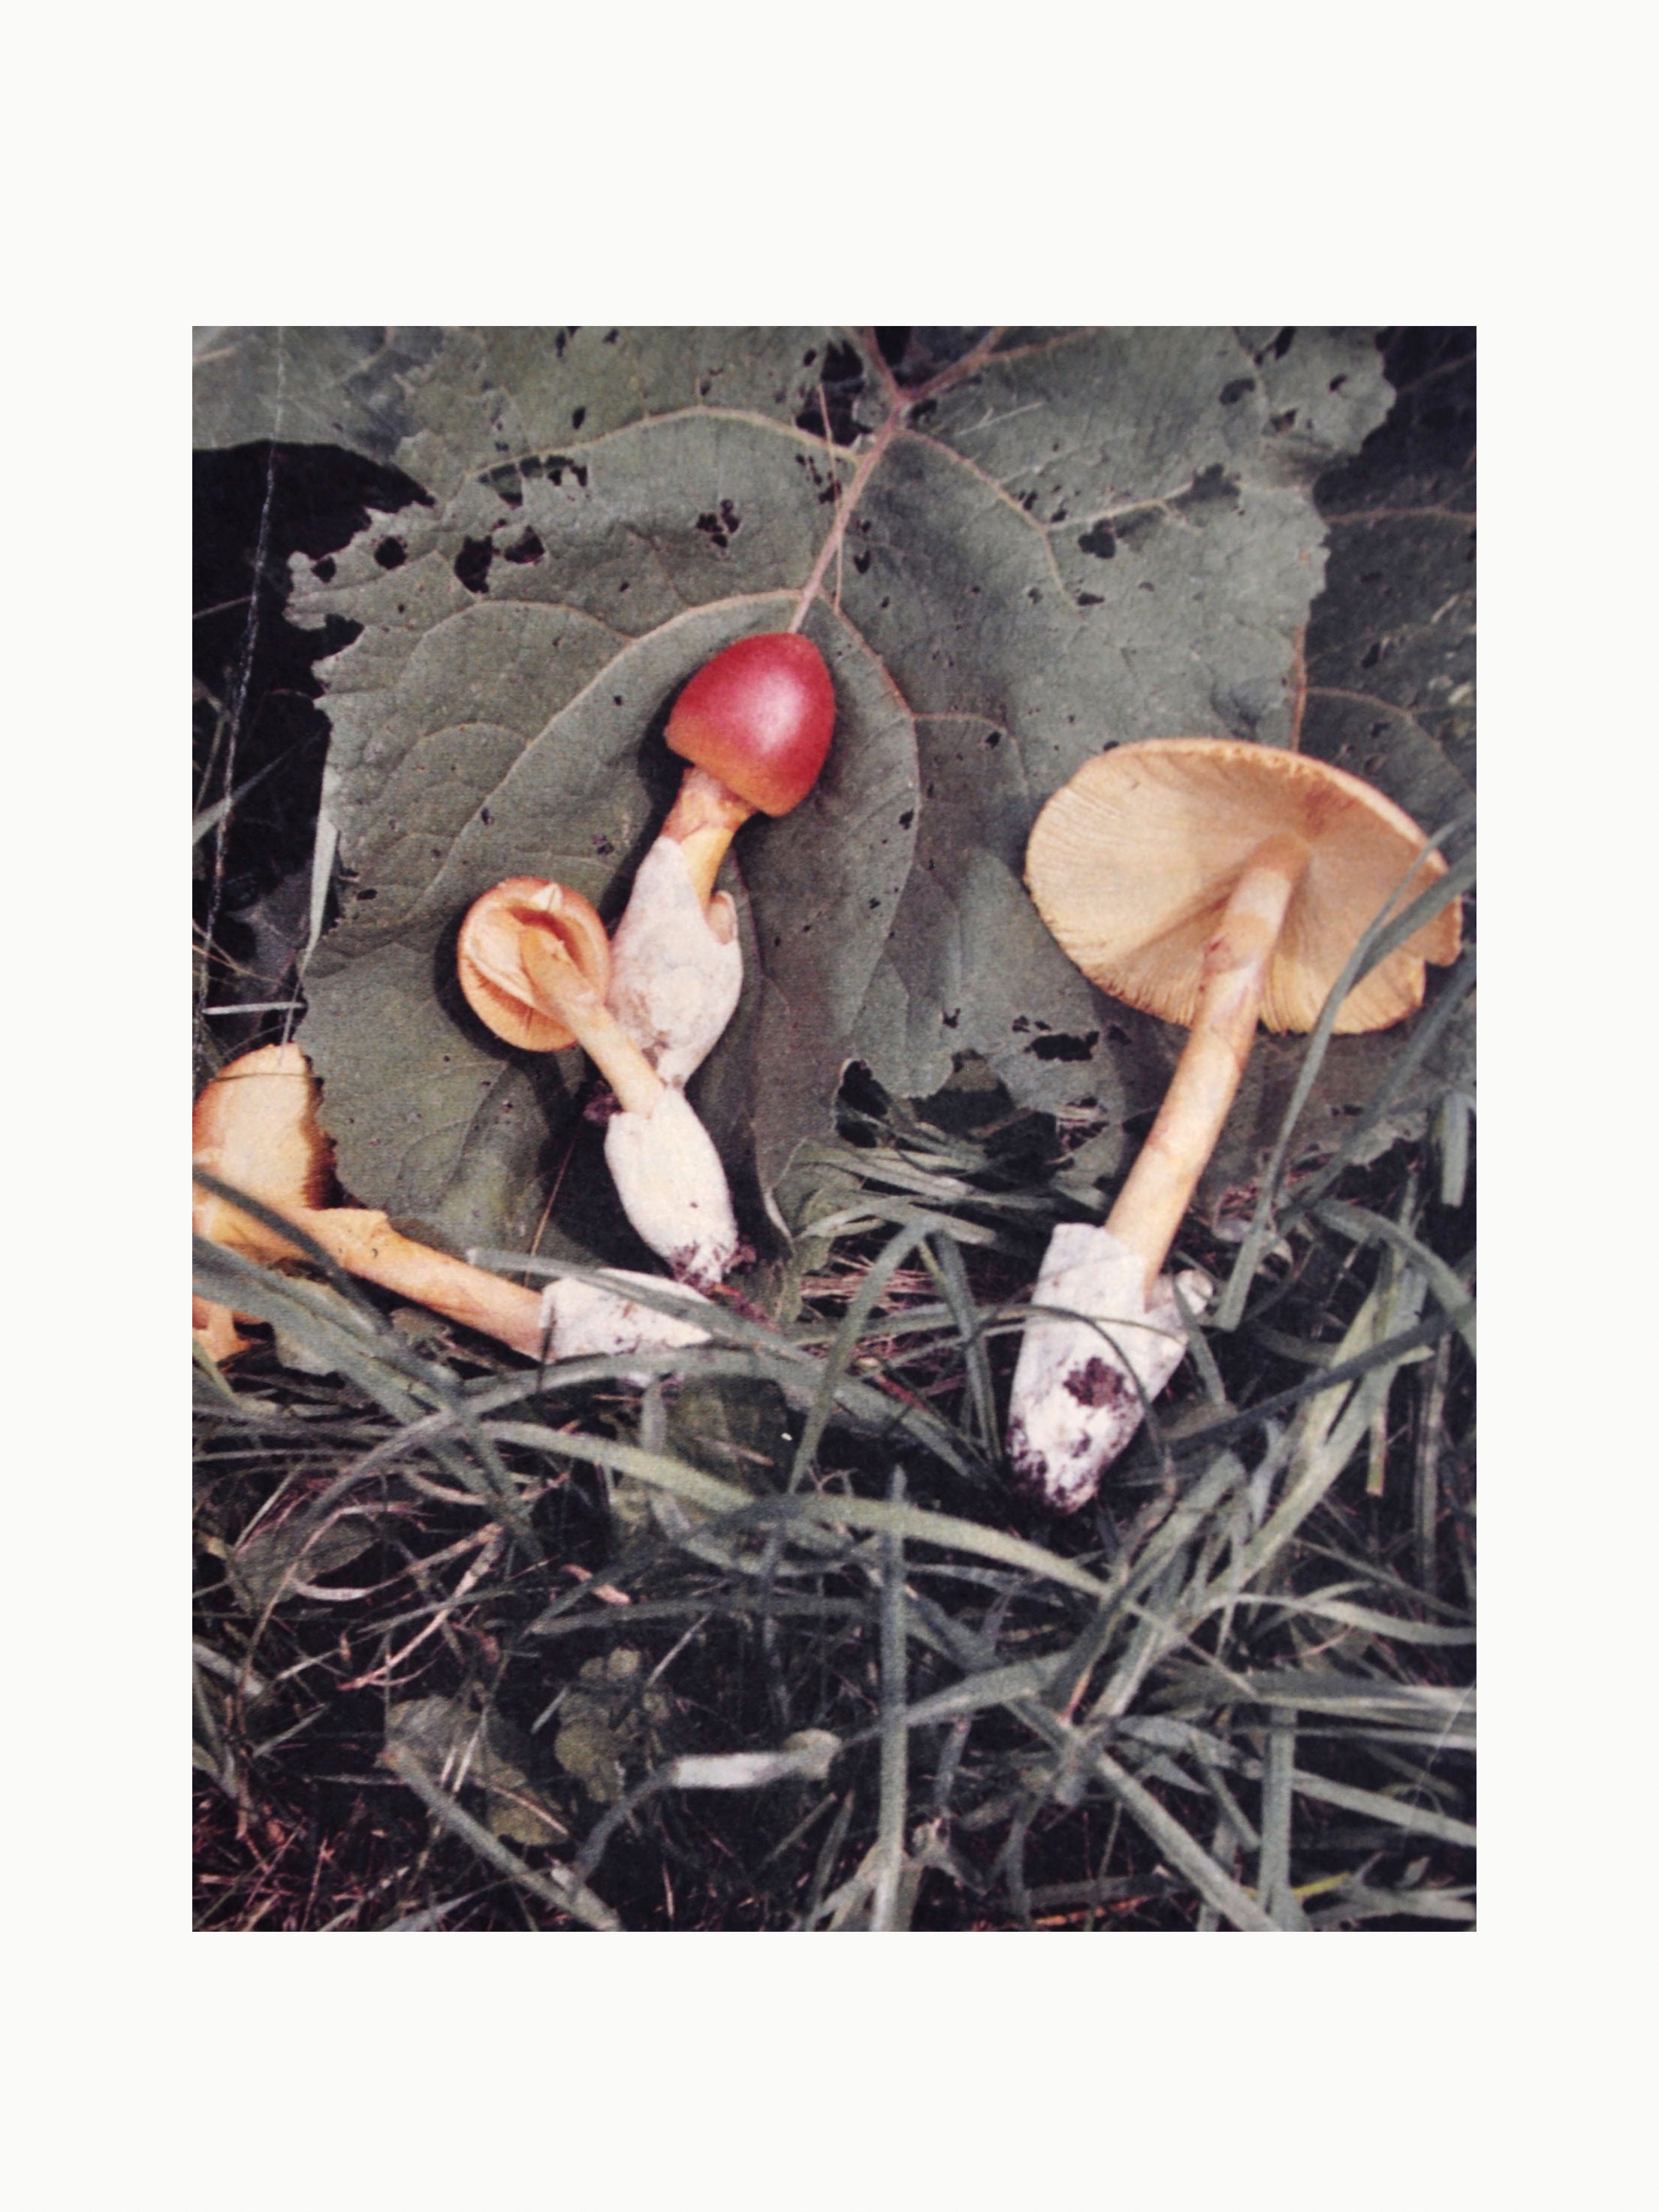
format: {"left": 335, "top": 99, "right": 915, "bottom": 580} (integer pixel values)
{"left": 266, "top": 327, "right": 1419, "bottom": 1262}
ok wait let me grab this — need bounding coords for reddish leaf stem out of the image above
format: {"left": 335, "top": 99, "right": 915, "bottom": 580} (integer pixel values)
{"left": 787, "top": 329, "right": 1009, "bottom": 635}
{"left": 910, "top": 325, "right": 1010, "bottom": 403}
{"left": 788, "top": 403, "right": 904, "bottom": 633}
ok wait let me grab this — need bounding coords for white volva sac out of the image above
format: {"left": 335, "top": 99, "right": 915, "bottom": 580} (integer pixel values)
{"left": 540, "top": 1269, "right": 712, "bottom": 1383}
{"left": 604, "top": 1085, "right": 740, "bottom": 1290}
{"left": 1005, "top": 1223, "right": 1213, "bottom": 1513}
{"left": 608, "top": 840, "right": 744, "bottom": 1084}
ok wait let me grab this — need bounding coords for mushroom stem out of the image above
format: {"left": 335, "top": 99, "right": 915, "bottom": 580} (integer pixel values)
{"left": 607, "top": 828, "right": 743, "bottom": 1085}
{"left": 519, "top": 929, "right": 665, "bottom": 1116}
{"left": 522, "top": 914, "right": 739, "bottom": 1287}
{"left": 656, "top": 764, "right": 756, "bottom": 911}
{"left": 1105, "top": 831, "right": 1311, "bottom": 1291}
{"left": 299, "top": 1210, "right": 552, "bottom": 1357}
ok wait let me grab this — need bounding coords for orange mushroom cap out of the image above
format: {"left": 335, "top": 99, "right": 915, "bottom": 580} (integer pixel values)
{"left": 192, "top": 1042, "right": 335, "bottom": 1263}
{"left": 1024, "top": 739, "right": 1462, "bottom": 1036}
{"left": 665, "top": 633, "right": 834, "bottom": 817}
{"left": 457, "top": 877, "right": 613, "bottom": 1052}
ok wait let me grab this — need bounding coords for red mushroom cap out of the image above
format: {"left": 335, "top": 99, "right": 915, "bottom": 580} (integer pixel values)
{"left": 665, "top": 633, "right": 834, "bottom": 817}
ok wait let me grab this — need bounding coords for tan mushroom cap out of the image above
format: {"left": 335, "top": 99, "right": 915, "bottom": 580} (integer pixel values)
{"left": 457, "top": 877, "right": 612, "bottom": 1052}
{"left": 1025, "top": 738, "right": 1462, "bottom": 1035}
{"left": 192, "top": 1042, "right": 334, "bottom": 1263}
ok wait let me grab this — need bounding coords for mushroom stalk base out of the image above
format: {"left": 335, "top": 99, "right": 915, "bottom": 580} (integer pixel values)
{"left": 659, "top": 765, "right": 756, "bottom": 910}
{"left": 541, "top": 1269, "right": 712, "bottom": 1384}
{"left": 603, "top": 1086, "right": 740, "bottom": 1291}
{"left": 1006, "top": 1224, "right": 1212, "bottom": 1511}
{"left": 1105, "top": 832, "right": 1310, "bottom": 1291}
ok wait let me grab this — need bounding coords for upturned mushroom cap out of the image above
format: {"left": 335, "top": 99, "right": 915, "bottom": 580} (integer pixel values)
{"left": 1025, "top": 739, "right": 1462, "bottom": 1035}
{"left": 457, "top": 877, "right": 613, "bottom": 1052}
{"left": 665, "top": 633, "right": 834, "bottom": 817}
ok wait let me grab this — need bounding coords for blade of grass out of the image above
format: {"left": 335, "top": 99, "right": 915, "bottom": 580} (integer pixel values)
{"left": 1057, "top": 1450, "right": 1254, "bottom": 1725}
{"left": 1258, "top": 1708, "right": 1310, "bottom": 1930}
{"left": 1214, "top": 831, "right": 1476, "bottom": 1330}
{"left": 1274, "top": 947, "right": 1477, "bottom": 1227}
{"left": 1415, "top": 1333, "right": 1453, "bottom": 1592}
{"left": 789, "top": 1221, "right": 935, "bottom": 1488}
{"left": 466, "top": 1257, "right": 988, "bottom": 1484}
{"left": 1434, "top": 1088, "right": 1473, "bottom": 1210}
{"left": 1161, "top": 1304, "right": 1468, "bottom": 1462}
{"left": 496, "top": 1425, "right": 1114, "bottom": 1601}
{"left": 1155, "top": 1665, "right": 1474, "bottom": 1725}
{"left": 1314, "top": 1199, "right": 1476, "bottom": 1359}
{"left": 382, "top": 1744, "right": 619, "bottom": 1930}
{"left": 798, "top": 1791, "right": 857, "bottom": 1931}
{"left": 1192, "top": 1296, "right": 1411, "bottom": 1593}
{"left": 1218, "top": 1593, "right": 1474, "bottom": 1646}
{"left": 195, "top": 1249, "right": 541, "bottom": 1553}
{"left": 1310, "top": 1884, "right": 1475, "bottom": 1927}
{"left": 921, "top": 1232, "right": 998, "bottom": 1453}
{"left": 1087, "top": 1747, "right": 1277, "bottom": 1931}
{"left": 1279, "top": 1770, "right": 1476, "bottom": 1848}
{"left": 869, "top": 1471, "right": 910, "bottom": 1932}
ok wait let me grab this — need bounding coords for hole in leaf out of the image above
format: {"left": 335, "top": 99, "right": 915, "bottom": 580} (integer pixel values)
{"left": 694, "top": 501, "right": 741, "bottom": 553}
{"left": 454, "top": 538, "right": 494, "bottom": 594}
{"left": 1027, "top": 1031, "right": 1096, "bottom": 1062}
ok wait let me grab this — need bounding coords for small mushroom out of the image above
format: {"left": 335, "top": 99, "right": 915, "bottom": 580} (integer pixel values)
{"left": 1008, "top": 738, "right": 1463, "bottom": 1508}
{"left": 457, "top": 879, "right": 739, "bottom": 1290}
{"left": 193, "top": 1044, "right": 552, "bottom": 1360}
{"left": 454, "top": 875, "right": 612, "bottom": 1052}
{"left": 608, "top": 632, "right": 835, "bottom": 1081}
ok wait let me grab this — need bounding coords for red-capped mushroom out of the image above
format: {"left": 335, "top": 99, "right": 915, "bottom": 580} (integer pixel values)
{"left": 608, "top": 633, "right": 835, "bottom": 1082}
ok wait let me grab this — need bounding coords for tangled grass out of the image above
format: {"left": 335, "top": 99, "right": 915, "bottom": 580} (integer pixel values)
{"left": 194, "top": 1020, "right": 1474, "bottom": 1934}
